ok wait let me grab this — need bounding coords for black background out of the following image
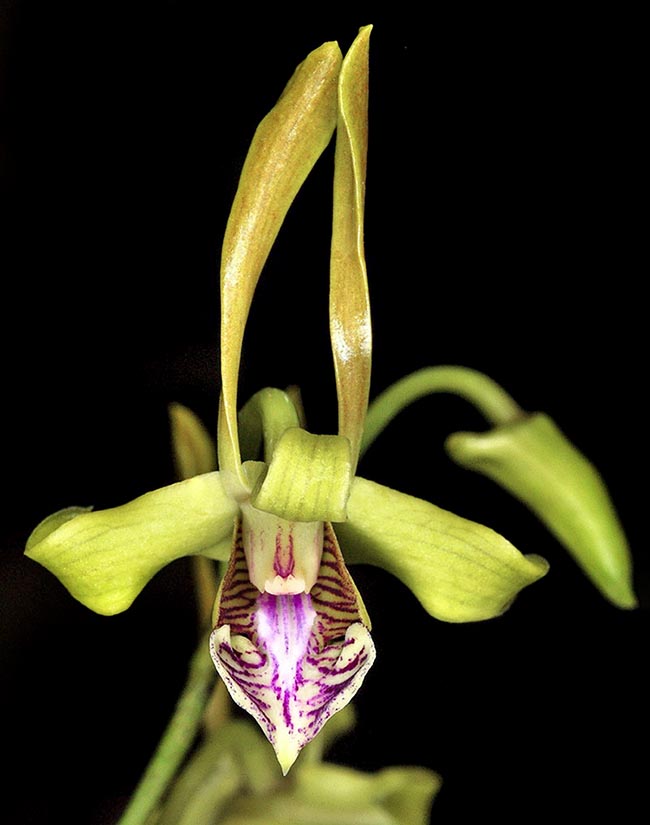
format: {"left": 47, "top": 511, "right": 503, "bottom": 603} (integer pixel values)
{"left": 2, "top": 3, "right": 647, "bottom": 823}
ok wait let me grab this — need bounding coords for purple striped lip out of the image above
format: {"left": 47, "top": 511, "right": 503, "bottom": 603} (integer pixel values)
{"left": 210, "top": 520, "right": 375, "bottom": 773}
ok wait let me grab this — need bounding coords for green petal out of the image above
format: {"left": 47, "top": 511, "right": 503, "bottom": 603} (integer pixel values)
{"left": 446, "top": 413, "right": 637, "bottom": 608}
{"left": 337, "top": 477, "right": 549, "bottom": 622}
{"left": 251, "top": 427, "right": 352, "bottom": 522}
{"left": 25, "top": 473, "right": 238, "bottom": 615}
{"left": 330, "top": 26, "right": 372, "bottom": 471}
{"left": 219, "top": 41, "right": 342, "bottom": 485}
{"left": 238, "top": 387, "right": 301, "bottom": 464}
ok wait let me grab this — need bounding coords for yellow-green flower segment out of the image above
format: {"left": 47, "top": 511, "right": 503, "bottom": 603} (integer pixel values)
{"left": 25, "top": 27, "right": 549, "bottom": 774}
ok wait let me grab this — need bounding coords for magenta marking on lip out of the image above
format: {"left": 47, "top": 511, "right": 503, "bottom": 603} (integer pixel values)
{"left": 273, "top": 529, "right": 296, "bottom": 579}
{"left": 212, "top": 518, "right": 376, "bottom": 765}
{"left": 282, "top": 690, "right": 293, "bottom": 729}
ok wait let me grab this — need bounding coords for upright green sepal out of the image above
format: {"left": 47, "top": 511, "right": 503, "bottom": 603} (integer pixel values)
{"left": 25, "top": 473, "right": 238, "bottom": 615}
{"left": 446, "top": 413, "right": 636, "bottom": 609}
{"left": 337, "top": 476, "right": 549, "bottom": 623}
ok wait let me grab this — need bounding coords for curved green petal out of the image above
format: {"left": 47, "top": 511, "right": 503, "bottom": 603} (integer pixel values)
{"left": 238, "top": 387, "right": 301, "bottom": 464}
{"left": 219, "top": 41, "right": 342, "bottom": 487}
{"left": 330, "top": 26, "right": 372, "bottom": 471}
{"left": 446, "top": 413, "right": 636, "bottom": 609}
{"left": 25, "top": 473, "right": 238, "bottom": 615}
{"left": 251, "top": 427, "right": 352, "bottom": 523}
{"left": 337, "top": 477, "right": 549, "bottom": 623}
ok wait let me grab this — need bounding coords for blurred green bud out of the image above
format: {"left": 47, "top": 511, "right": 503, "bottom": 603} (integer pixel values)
{"left": 155, "top": 712, "right": 440, "bottom": 825}
{"left": 169, "top": 402, "right": 218, "bottom": 479}
{"left": 446, "top": 413, "right": 636, "bottom": 609}
{"left": 289, "top": 762, "right": 441, "bottom": 825}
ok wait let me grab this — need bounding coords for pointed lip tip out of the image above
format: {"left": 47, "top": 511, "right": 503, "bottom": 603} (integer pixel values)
{"left": 279, "top": 756, "right": 297, "bottom": 777}
{"left": 275, "top": 741, "right": 300, "bottom": 776}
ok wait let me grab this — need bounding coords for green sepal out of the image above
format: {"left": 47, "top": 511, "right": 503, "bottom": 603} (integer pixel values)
{"left": 251, "top": 427, "right": 353, "bottom": 522}
{"left": 26, "top": 506, "right": 93, "bottom": 550}
{"left": 337, "top": 476, "right": 549, "bottom": 623}
{"left": 446, "top": 413, "right": 637, "bottom": 609}
{"left": 25, "top": 473, "right": 238, "bottom": 615}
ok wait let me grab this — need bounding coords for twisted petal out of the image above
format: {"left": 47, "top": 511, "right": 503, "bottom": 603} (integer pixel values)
{"left": 330, "top": 26, "right": 372, "bottom": 471}
{"left": 25, "top": 472, "right": 238, "bottom": 615}
{"left": 337, "top": 476, "right": 549, "bottom": 623}
{"left": 219, "top": 42, "right": 342, "bottom": 489}
{"left": 210, "top": 520, "right": 375, "bottom": 774}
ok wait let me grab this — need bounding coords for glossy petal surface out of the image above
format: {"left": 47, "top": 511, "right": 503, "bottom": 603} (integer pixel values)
{"left": 219, "top": 42, "right": 341, "bottom": 486}
{"left": 330, "top": 26, "right": 372, "bottom": 470}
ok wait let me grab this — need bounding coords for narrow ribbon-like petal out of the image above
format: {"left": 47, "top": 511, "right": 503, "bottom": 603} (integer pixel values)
{"left": 26, "top": 472, "right": 238, "bottom": 615}
{"left": 219, "top": 42, "right": 342, "bottom": 490}
{"left": 330, "top": 26, "right": 372, "bottom": 472}
{"left": 210, "top": 520, "right": 375, "bottom": 774}
{"left": 337, "top": 476, "right": 549, "bottom": 623}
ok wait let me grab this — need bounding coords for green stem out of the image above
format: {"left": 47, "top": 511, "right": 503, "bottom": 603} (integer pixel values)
{"left": 116, "top": 635, "right": 216, "bottom": 825}
{"left": 360, "top": 366, "right": 524, "bottom": 458}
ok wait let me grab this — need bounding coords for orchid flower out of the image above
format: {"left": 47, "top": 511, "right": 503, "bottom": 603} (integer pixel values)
{"left": 25, "top": 27, "right": 549, "bottom": 774}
